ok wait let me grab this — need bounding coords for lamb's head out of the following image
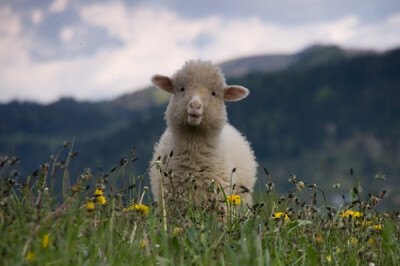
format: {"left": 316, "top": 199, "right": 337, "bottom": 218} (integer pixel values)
{"left": 151, "top": 60, "right": 249, "bottom": 134}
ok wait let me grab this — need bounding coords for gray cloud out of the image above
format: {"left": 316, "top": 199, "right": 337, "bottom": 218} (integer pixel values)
{"left": 143, "top": 0, "right": 400, "bottom": 24}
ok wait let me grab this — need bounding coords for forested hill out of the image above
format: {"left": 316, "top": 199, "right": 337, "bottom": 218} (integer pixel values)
{"left": 1, "top": 45, "right": 399, "bottom": 206}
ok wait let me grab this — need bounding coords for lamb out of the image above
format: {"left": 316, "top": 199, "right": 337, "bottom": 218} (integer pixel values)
{"left": 149, "top": 59, "right": 258, "bottom": 205}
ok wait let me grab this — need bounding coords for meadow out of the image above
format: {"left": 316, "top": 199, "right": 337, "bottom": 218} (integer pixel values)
{"left": 0, "top": 142, "right": 399, "bottom": 265}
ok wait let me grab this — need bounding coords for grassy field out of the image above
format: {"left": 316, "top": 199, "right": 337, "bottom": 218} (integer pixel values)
{"left": 0, "top": 143, "right": 399, "bottom": 265}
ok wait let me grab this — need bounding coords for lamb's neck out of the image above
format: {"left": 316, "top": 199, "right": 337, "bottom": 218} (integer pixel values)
{"left": 170, "top": 128, "right": 220, "bottom": 151}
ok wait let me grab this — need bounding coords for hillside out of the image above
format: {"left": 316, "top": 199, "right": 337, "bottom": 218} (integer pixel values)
{"left": 219, "top": 44, "right": 368, "bottom": 77}
{"left": 1, "top": 45, "right": 399, "bottom": 207}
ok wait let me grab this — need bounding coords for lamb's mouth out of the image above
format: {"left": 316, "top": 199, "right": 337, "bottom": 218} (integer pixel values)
{"left": 188, "top": 113, "right": 203, "bottom": 125}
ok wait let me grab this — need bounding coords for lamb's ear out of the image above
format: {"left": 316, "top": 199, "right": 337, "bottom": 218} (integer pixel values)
{"left": 151, "top": 74, "right": 174, "bottom": 93}
{"left": 223, "top": 85, "right": 249, "bottom": 101}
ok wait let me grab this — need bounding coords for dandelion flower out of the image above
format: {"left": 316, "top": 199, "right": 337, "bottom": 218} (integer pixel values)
{"left": 350, "top": 237, "right": 358, "bottom": 245}
{"left": 368, "top": 238, "right": 374, "bottom": 244}
{"left": 96, "top": 195, "right": 107, "bottom": 205}
{"left": 173, "top": 227, "right": 183, "bottom": 236}
{"left": 227, "top": 195, "right": 241, "bottom": 205}
{"left": 26, "top": 252, "right": 35, "bottom": 261}
{"left": 125, "top": 204, "right": 149, "bottom": 215}
{"left": 141, "top": 239, "right": 146, "bottom": 247}
{"left": 333, "top": 247, "right": 340, "bottom": 254}
{"left": 373, "top": 224, "right": 382, "bottom": 230}
{"left": 86, "top": 202, "right": 95, "bottom": 211}
{"left": 341, "top": 210, "right": 363, "bottom": 219}
{"left": 94, "top": 189, "right": 103, "bottom": 196}
{"left": 326, "top": 255, "right": 332, "bottom": 262}
{"left": 135, "top": 204, "right": 149, "bottom": 215}
{"left": 361, "top": 220, "right": 372, "bottom": 226}
{"left": 42, "top": 234, "right": 50, "bottom": 248}
{"left": 272, "top": 212, "right": 290, "bottom": 222}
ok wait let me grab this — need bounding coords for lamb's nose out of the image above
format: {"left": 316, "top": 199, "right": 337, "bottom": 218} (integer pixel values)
{"left": 190, "top": 101, "right": 201, "bottom": 110}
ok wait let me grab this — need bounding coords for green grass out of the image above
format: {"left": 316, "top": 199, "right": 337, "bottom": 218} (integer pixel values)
{"left": 0, "top": 143, "right": 399, "bottom": 265}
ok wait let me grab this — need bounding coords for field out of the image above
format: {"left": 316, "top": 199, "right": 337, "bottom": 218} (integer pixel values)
{"left": 1, "top": 143, "right": 399, "bottom": 265}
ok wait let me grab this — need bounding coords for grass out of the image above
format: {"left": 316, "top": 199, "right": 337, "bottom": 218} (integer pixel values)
{"left": 0, "top": 142, "right": 399, "bottom": 265}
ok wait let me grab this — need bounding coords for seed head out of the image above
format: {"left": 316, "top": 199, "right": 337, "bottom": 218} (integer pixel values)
{"left": 289, "top": 175, "right": 297, "bottom": 184}
{"left": 266, "top": 181, "right": 275, "bottom": 190}
{"left": 374, "top": 173, "right": 386, "bottom": 180}
{"left": 369, "top": 195, "right": 380, "bottom": 206}
{"left": 296, "top": 181, "right": 305, "bottom": 190}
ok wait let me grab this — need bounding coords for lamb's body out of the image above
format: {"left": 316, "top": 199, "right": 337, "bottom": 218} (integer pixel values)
{"left": 150, "top": 124, "right": 257, "bottom": 204}
{"left": 149, "top": 60, "right": 257, "bottom": 205}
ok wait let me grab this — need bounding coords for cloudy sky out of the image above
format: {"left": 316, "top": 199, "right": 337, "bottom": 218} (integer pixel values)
{"left": 1, "top": 0, "right": 400, "bottom": 104}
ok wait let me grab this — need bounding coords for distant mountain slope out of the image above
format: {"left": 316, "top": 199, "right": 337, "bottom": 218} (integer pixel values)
{"left": 103, "top": 86, "right": 170, "bottom": 111}
{"left": 227, "top": 47, "right": 400, "bottom": 159}
{"left": 220, "top": 54, "right": 294, "bottom": 77}
{"left": 221, "top": 44, "right": 375, "bottom": 77}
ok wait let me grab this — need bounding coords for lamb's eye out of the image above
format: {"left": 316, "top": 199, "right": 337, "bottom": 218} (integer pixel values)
{"left": 212, "top": 91, "right": 216, "bottom": 96}
{"left": 180, "top": 87, "right": 185, "bottom": 92}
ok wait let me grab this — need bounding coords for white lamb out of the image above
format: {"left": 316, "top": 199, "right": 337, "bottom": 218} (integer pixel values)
{"left": 149, "top": 60, "right": 258, "bottom": 205}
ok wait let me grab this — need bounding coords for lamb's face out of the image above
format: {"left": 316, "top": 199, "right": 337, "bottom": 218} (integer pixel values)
{"left": 172, "top": 74, "right": 226, "bottom": 129}
{"left": 152, "top": 60, "right": 249, "bottom": 134}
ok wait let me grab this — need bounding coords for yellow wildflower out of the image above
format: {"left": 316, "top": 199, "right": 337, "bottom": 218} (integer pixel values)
{"left": 26, "top": 251, "right": 35, "bottom": 261}
{"left": 173, "top": 227, "right": 183, "bottom": 236}
{"left": 96, "top": 195, "right": 107, "bottom": 205}
{"left": 94, "top": 189, "right": 103, "bottom": 196}
{"left": 341, "top": 210, "right": 363, "bottom": 218}
{"left": 86, "top": 202, "right": 95, "bottom": 211}
{"left": 373, "top": 224, "right": 382, "bottom": 230}
{"left": 334, "top": 247, "right": 340, "bottom": 254}
{"left": 135, "top": 204, "right": 149, "bottom": 215}
{"left": 350, "top": 237, "right": 358, "bottom": 245}
{"left": 124, "top": 204, "right": 149, "bottom": 215}
{"left": 42, "top": 234, "right": 50, "bottom": 248}
{"left": 361, "top": 220, "right": 372, "bottom": 226}
{"left": 368, "top": 238, "right": 374, "bottom": 244}
{"left": 227, "top": 195, "right": 241, "bottom": 205}
{"left": 272, "top": 212, "right": 290, "bottom": 222}
{"left": 326, "top": 255, "right": 332, "bottom": 262}
{"left": 141, "top": 239, "right": 146, "bottom": 247}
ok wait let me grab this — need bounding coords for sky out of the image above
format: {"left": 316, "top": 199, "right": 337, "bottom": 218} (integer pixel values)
{"left": 1, "top": 0, "right": 400, "bottom": 104}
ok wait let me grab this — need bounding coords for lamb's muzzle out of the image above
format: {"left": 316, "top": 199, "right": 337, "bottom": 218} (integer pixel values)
{"left": 187, "top": 95, "right": 203, "bottom": 126}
